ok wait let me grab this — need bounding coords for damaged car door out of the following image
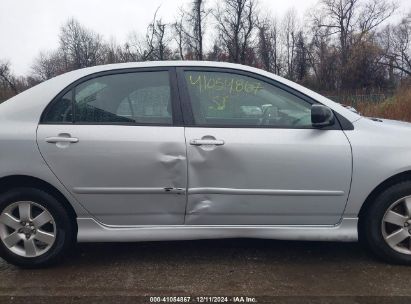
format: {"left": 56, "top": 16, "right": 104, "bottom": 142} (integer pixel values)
{"left": 179, "top": 68, "right": 352, "bottom": 225}
{"left": 37, "top": 69, "right": 187, "bottom": 226}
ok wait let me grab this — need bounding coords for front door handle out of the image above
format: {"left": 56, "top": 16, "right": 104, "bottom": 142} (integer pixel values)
{"left": 190, "top": 139, "right": 225, "bottom": 146}
{"left": 46, "top": 135, "right": 79, "bottom": 144}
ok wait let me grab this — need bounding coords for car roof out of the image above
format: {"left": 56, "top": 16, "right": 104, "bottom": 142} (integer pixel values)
{"left": 0, "top": 61, "right": 361, "bottom": 124}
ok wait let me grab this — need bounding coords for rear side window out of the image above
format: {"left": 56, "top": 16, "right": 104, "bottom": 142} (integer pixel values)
{"left": 42, "top": 71, "right": 173, "bottom": 125}
{"left": 183, "top": 71, "right": 313, "bottom": 128}
{"left": 43, "top": 91, "right": 73, "bottom": 123}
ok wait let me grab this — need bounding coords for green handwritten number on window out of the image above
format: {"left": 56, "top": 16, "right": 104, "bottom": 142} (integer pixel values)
{"left": 188, "top": 74, "right": 263, "bottom": 96}
{"left": 209, "top": 95, "right": 230, "bottom": 110}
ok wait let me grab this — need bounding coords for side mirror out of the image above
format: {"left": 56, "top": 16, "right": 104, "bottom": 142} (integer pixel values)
{"left": 311, "top": 104, "right": 335, "bottom": 128}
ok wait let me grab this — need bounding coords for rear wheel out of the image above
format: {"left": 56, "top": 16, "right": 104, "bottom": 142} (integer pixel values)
{"left": 362, "top": 181, "right": 411, "bottom": 264}
{"left": 0, "top": 188, "right": 75, "bottom": 268}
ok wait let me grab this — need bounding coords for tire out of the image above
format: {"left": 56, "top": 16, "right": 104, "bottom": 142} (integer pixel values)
{"left": 0, "top": 187, "right": 75, "bottom": 268}
{"left": 361, "top": 180, "right": 411, "bottom": 265}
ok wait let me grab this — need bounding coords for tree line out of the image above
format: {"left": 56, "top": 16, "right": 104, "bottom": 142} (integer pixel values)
{"left": 1, "top": 0, "right": 410, "bottom": 103}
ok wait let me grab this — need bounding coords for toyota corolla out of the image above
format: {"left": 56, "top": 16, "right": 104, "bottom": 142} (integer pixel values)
{"left": 1, "top": 61, "right": 411, "bottom": 267}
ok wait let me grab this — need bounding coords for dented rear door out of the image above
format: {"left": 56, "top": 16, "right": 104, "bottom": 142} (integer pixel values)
{"left": 37, "top": 68, "right": 187, "bottom": 226}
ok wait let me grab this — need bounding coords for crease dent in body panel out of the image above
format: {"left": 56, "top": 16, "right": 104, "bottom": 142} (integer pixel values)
{"left": 188, "top": 197, "right": 213, "bottom": 214}
{"left": 188, "top": 135, "right": 248, "bottom": 188}
{"left": 186, "top": 133, "right": 249, "bottom": 224}
{"left": 158, "top": 141, "right": 187, "bottom": 190}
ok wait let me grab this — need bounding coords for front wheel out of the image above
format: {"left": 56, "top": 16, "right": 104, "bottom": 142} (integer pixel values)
{"left": 0, "top": 188, "right": 75, "bottom": 268}
{"left": 361, "top": 180, "right": 411, "bottom": 264}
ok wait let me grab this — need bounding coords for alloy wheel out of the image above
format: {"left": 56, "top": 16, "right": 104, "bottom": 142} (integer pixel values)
{"left": 382, "top": 196, "right": 411, "bottom": 255}
{"left": 0, "top": 201, "right": 56, "bottom": 257}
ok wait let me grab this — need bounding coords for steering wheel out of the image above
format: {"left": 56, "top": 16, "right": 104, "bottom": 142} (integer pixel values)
{"left": 260, "top": 107, "right": 278, "bottom": 126}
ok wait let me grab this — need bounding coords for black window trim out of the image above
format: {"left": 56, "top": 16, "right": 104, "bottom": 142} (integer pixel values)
{"left": 40, "top": 67, "right": 184, "bottom": 127}
{"left": 176, "top": 66, "right": 353, "bottom": 130}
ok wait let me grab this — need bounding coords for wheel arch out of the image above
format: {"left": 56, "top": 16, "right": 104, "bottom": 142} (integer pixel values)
{"left": 359, "top": 170, "right": 411, "bottom": 220}
{"left": 0, "top": 175, "right": 78, "bottom": 232}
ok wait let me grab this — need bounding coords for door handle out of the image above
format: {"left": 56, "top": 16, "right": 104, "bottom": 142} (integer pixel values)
{"left": 190, "top": 139, "right": 225, "bottom": 146}
{"left": 45, "top": 136, "right": 79, "bottom": 144}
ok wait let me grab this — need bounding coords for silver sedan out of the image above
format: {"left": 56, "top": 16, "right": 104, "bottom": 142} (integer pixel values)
{"left": 0, "top": 61, "right": 411, "bottom": 267}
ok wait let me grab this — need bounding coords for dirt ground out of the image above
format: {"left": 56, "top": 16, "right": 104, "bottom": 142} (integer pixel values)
{"left": 0, "top": 239, "right": 410, "bottom": 303}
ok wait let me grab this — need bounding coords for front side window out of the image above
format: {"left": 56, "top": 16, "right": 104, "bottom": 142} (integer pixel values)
{"left": 184, "top": 71, "right": 313, "bottom": 128}
{"left": 43, "top": 71, "right": 173, "bottom": 124}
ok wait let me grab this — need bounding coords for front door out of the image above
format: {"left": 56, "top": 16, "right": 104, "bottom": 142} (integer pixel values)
{"left": 37, "top": 69, "right": 187, "bottom": 226}
{"left": 179, "top": 68, "right": 352, "bottom": 225}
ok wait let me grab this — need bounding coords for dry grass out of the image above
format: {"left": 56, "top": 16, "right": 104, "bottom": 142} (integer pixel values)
{"left": 352, "top": 85, "right": 411, "bottom": 122}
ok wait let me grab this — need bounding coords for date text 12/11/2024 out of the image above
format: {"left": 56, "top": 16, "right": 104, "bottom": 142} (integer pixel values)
{"left": 149, "top": 296, "right": 258, "bottom": 303}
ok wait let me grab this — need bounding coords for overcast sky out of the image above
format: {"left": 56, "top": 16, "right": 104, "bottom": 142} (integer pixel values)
{"left": 0, "top": 0, "right": 410, "bottom": 75}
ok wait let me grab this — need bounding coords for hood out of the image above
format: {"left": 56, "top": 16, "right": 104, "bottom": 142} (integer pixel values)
{"left": 351, "top": 117, "right": 411, "bottom": 149}
{"left": 366, "top": 117, "right": 411, "bottom": 129}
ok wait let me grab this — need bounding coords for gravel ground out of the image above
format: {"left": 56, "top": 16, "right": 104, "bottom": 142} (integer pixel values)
{"left": 0, "top": 239, "right": 410, "bottom": 303}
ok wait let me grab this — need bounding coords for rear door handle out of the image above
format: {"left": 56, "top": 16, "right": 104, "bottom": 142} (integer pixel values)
{"left": 46, "top": 136, "right": 79, "bottom": 144}
{"left": 190, "top": 139, "right": 225, "bottom": 146}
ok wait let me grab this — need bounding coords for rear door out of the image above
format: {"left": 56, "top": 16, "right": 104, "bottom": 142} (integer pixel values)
{"left": 37, "top": 68, "right": 187, "bottom": 226}
{"left": 178, "top": 67, "right": 352, "bottom": 225}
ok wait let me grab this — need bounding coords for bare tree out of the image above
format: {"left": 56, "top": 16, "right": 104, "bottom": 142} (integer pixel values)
{"left": 0, "top": 61, "right": 18, "bottom": 94}
{"left": 5, "top": 0, "right": 408, "bottom": 98}
{"left": 215, "top": 0, "right": 258, "bottom": 64}
{"left": 31, "top": 50, "right": 67, "bottom": 81}
{"left": 282, "top": 9, "right": 298, "bottom": 80}
{"left": 206, "top": 43, "right": 226, "bottom": 61}
{"left": 123, "top": 32, "right": 149, "bottom": 61}
{"left": 59, "top": 18, "right": 107, "bottom": 69}
{"left": 257, "top": 19, "right": 271, "bottom": 71}
{"left": 314, "top": 0, "right": 358, "bottom": 68}
{"left": 104, "top": 38, "right": 124, "bottom": 64}
{"left": 293, "top": 30, "right": 309, "bottom": 82}
{"left": 144, "top": 7, "right": 172, "bottom": 61}
{"left": 183, "top": 0, "right": 209, "bottom": 60}
{"left": 305, "top": 25, "right": 340, "bottom": 90}
{"left": 173, "top": 12, "right": 186, "bottom": 60}
{"left": 257, "top": 16, "right": 281, "bottom": 74}
{"left": 313, "top": 0, "right": 396, "bottom": 88}
{"left": 122, "top": 8, "right": 171, "bottom": 62}
{"left": 379, "top": 13, "right": 411, "bottom": 77}
{"left": 358, "top": 0, "right": 398, "bottom": 38}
